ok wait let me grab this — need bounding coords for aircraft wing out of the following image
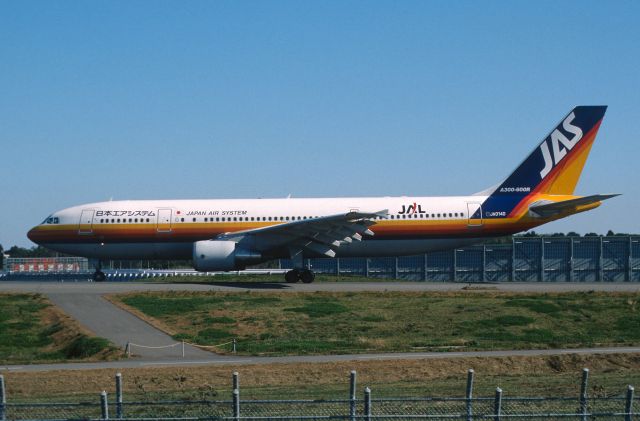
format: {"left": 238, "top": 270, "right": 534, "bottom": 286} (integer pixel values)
{"left": 217, "top": 210, "right": 388, "bottom": 257}
{"left": 528, "top": 194, "right": 619, "bottom": 218}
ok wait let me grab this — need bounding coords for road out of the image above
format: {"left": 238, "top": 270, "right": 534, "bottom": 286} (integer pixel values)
{"left": 3, "top": 346, "right": 640, "bottom": 373}
{"left": 1, "top": 281, "right": 639, "bottom": 371}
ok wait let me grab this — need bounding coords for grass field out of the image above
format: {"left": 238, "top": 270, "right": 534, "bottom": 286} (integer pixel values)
{"left": 113, "top": 291, "right": 640, "bottom": 355}
{"left": 0, "top": 293, "right": 119, "bottom": 364}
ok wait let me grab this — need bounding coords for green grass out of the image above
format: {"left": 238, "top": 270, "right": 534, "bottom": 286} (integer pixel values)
{"left": 118, "top": 291, "right": 640, "bottom": 356}
{"left": 0, "top": 294, "right": 117, "bottom": 364}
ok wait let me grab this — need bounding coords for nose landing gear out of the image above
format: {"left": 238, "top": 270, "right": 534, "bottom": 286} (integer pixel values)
{"left": 92, "top": 270, "right": 106, "bottom": 282}
{"left": 89, "top": 259, "right": 106, "bottom": 282}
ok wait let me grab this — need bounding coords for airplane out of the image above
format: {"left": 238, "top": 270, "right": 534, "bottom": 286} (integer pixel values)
{"left": 28, "top": 105, "right": 617, "bottom": 283}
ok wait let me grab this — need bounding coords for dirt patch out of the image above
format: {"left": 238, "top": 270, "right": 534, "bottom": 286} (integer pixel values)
{"left": 4, "top": 353, "right": 640, "bottom": 400}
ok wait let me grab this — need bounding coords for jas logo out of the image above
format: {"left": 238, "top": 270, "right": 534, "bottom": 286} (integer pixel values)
{"left": 539, "top": 112, "right": 583, "bottom": 179}
{"left": 398, "top": 203, "right": 425, "bottom": 215}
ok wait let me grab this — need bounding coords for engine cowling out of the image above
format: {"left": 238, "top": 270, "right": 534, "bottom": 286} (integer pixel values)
{"left": 193, "top": 240, "right": 262, "bottom": 271}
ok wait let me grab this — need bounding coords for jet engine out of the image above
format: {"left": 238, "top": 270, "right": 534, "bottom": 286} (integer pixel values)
{"left": 192, "top": 240, "right": 262, "bottom": 271}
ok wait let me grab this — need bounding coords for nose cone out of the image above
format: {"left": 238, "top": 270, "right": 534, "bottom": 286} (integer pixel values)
{"left": 27, "top": 226, "right": 40, "bottom": 244}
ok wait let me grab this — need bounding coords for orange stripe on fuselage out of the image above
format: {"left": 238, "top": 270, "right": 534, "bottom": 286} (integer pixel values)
{"left": 30, "top": 216, "right": 546, "bottom": 244}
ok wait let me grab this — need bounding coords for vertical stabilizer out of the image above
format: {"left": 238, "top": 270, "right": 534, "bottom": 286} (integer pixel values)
{"left": 480, "top": 105, "right": 607, "bottom": 219}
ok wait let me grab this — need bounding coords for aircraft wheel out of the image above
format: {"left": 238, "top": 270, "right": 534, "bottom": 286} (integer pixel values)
{"left": 93, "top": 271, "right": 106, "bottom": 282}
{"left": 300, "top": 269, "right": 315, "bottom": 284}
{"left": 285, "top": 269, "right": 300, "bottom": 283}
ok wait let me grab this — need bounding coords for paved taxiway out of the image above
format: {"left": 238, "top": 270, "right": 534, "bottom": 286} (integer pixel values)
{"left": 1, "top": 281, "right": 639, "bottom": 370}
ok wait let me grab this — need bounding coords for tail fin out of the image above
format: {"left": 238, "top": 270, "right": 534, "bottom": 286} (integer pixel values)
{"left": 481, "top": 105, "right": 607, "bottom": 218}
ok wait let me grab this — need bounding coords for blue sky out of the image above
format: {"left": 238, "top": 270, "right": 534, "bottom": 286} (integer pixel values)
{"left": 1, "top": 1, "right": 639, "bottom": 247}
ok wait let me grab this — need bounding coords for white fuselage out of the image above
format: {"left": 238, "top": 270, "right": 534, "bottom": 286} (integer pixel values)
{"left": 29, "top": 195, "right": 532, "bottom": 261}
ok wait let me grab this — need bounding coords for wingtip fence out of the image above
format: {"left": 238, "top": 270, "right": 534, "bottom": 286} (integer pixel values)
{"left": 0, "top": 368, "right": 638, "bottom": 420}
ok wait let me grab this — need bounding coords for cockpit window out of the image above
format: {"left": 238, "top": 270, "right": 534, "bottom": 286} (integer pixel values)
{"left": 42, "top": 216, "right": 60, "bottom": 225}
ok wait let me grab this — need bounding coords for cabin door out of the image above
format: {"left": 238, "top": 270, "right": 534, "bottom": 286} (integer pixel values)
{"left": 157, "top": 209, "right": 173, "bottom": 233}
{"left": 466, "top": 202, "right": 484, "bottom": 227}
{"left": 78, "top": 210, "right": 95, "bottom": 234}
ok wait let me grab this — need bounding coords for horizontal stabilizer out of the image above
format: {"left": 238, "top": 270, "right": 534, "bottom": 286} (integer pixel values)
{"left": 529, "top": 194, "right": 619, "bottom": 218}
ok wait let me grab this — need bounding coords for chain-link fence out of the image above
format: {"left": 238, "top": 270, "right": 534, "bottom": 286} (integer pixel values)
{"left": 0, "top": 369, "right": 637, "bottom": 420}
{"left": 282, "top": 236, "right": 640, "bottom": 282}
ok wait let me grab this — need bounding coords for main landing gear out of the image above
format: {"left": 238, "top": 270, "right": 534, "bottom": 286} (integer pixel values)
{"left": 284, "top": 268, "right": 315, "bottom": 283}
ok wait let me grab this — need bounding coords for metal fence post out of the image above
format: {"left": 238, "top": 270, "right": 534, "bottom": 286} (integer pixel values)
{"left": 365, "top": 258, "right": 370, "bottom": 278}
{"left": 233, "top": 371, "right": 239, "bottom": 392}
{"left": 580, "top": 368, "right": 589, "bottom": 421}
{"left": 0, "top": 375, "right": 6, "bottom": 421}
{"left": 233, "top": 338, "right": 237, "bottom": 353}
{"left": 364, "top": 387, "right": 371, "bottom": 421}
{"left": 570, "top": 237, "right": 575, "bottom": 282}
{"left": 115, "top": 373, "right": 123, "bottom": 419}
{"left": 424, "top": 253, "right": 428, "bottom": 281}
{"left": 629, "top": 237, "right": 633, "bottom": 282}
{"left": 453, "top": 249, "right": 457, "bottom": 282}
{"left": 466, "top": 369, "right": 474, "bottom": 421}
{"left": 232, "top": 388, "right": 240, "bottom": 421}
{"left": 482, "top": 245, "right": 486, "bottom": 282}
{"left": 512, "top": 239, "right": 517, "bottom": 282}
{"left": 494, "top": 387, "right": 502, "bottom": 421}
{"left": 349, "top": 371, "right": 357, "bottom": 421}
{"left": 493, "top": 387, "right": 502, "bottom": 421}
{"left": 541, "top": 237, "right": 545, "bottom": 282}
{"left": 626, "top": 385, "right": 634, "bottom": 421}
{"left": 100, "top": 391, "right": 109, "bottom": 420}
{"left": 394, "top": 257, "right": 399, "bottom": 279}
{"left": 600, "top": 237, "right": 604, "bottom": 281}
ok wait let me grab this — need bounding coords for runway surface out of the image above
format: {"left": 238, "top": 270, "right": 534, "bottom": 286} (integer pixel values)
{"left": 2, "top": 280, "right": 640, "bottom": 295}
{"left": 1, "top": 281, "right": 639, "bottom": 371}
